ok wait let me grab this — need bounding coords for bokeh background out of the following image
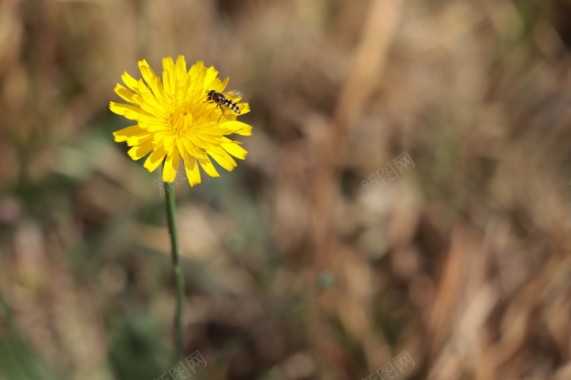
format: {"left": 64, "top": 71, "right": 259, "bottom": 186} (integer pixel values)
{"left": 2, "top": 0, "right": 571, "bottom": 379}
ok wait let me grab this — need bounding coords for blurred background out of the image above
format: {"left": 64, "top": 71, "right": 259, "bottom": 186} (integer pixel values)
{"left": 2, "top": 0, "right": 571, "bottom": 379}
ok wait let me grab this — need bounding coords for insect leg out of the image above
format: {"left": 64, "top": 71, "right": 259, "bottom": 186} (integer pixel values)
{"left": 217, "top": 106, "right": 225, "bottom": 122}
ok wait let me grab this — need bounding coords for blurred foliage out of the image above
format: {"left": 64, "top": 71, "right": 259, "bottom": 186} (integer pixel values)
{"left": 2, "top": 0, "right": 571, "bottom": 379}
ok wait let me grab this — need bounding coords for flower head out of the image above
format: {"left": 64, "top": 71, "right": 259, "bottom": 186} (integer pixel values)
{"left": 110, "top": 56, "right": 252, "bottom": 187}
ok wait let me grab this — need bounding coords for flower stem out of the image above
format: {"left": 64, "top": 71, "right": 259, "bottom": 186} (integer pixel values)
{"left": 164, "top": 181, "right": 185, "bottom": 361}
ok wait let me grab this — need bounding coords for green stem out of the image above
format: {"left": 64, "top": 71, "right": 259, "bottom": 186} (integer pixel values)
{"left": 164, "top": 181, "right": 185, "bottom": 361}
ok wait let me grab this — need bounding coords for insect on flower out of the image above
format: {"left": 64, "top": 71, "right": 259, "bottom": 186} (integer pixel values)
{"left": 205, "top": 89, "right": 242, "bottom": 120}
{"left": 110, "top": 56, "right": 252, "bottom": 187}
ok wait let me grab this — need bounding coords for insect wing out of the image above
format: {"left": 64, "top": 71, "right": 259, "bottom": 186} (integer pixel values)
{"left": 224, "top": 89, "right": 245, "bottom": 102}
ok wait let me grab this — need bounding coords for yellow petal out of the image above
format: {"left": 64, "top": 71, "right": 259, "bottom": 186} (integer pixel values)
{"left": 188, "top": 61, "right": 205, "bottom": 79}
{"left": 162, "top": 149, "right": 180, "bottom": 183}
{"left": 208, "top": 147, "right": 237, "bottom": 171}
{"left": 162, "top": 56, "right": 176, "bottom": 96}
{"left": 113, "top": 125, "right": 145, "bottom": 142}
{"left": 138, "top": 59, "right": 164, "bottom": 100}
{"left": 219, "top": 120, "right": 253, "bottom": 136}
{"left": 198, "top": 155, "right": 220, "bottom": 178}
{"left": 216, "top": 77, "right": 229, "bottom": 93}
{"left": 181, "top": 137, "right": 208, "bottom": 160}
{"left": 183, "top": 155, "right": 201, "bottom": 187}
{"left": 174, "top": 55, "right": 187, "bottom": 87}
{"left": 127, "top": 140, "right": 153, "bottom": 160}
{"left": 114, "top": 84, "right": 139, "bottom": 104}
{"left": 204, "top": 66, "right": 220, "bottom": 90}
{"left": 127, "top": 134, "right": 152, "bottom": 147}
{"left": 239, "top": 103, "right": 251, "bottom": 115}
{"left": 121, "top": 71, "right": 139, "bottom": 91}
{"left": 138, "top": 117, "right": 170, "bottom": 133}
{"left": 143, "top": 145, "right": 166, "bottom": 172}
{"left": 188, "top": 61, "right": 206, "bottom": 96}
{"left": 133, "top": 79, "right": 167, "bottom": 118}
{"left": 109, "top": 102, "right": 146, "bottom": 121}
{"left": 221, "top": 141, "right": 248, "bottom": 159}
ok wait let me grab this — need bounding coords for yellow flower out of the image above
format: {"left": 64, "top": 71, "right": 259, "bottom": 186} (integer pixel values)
{"left": 110, "top": 56, "right": 252, "bottom": 187}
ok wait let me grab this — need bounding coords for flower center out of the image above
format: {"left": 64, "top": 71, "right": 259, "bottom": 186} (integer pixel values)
{"left": 169, "top": 108, "right": 194, "bottom": 135}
